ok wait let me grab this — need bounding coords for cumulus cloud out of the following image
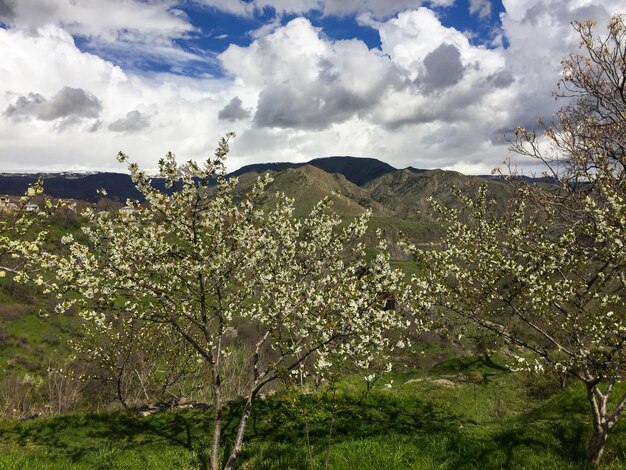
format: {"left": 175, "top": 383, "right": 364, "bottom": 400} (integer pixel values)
{"left": 5, "top": 87, "right": 102, "bottom": 124}
{"left": 108, "top": 110, "right": 151, "bottom": 133}
{"left": 0, "top": 24, "right": 231, "bottom": 172}
{"left": 357, "top": 8, "right": 511, "bottom": 131}
{"left": 221, "top": 18, "right": 399, "bottom": 130}
{"left": 1, "top": 0, "right": 192, "bottom": 42}
{"left": 218, "top": 97, "right": 251, "bottom": 121}
{"left": 487, "top": 70, "right": 515, "bottom": 89}
{"left": 0, "top": 0, "right": 208, "bottom": 73}
{"left": 254, "top": 83, "right": 368, "bottom": 129}
{"left": 0, "top": 0, "right": 15, "bottom": 22}
{"left": 214, "top": 7, "right": 519, "bottom": 169}
{"left": 497, "top": 0, "right": 619, "bottom": 134}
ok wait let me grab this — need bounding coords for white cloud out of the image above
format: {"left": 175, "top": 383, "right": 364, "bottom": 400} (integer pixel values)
{"left": 198, "top": 0, "right": 454, "bottom": 19}
{"left": 220, "top": 18, "right": 400, "bottom": 129}
{"left": 0, "top": 0, "right": 209, "bottom": 72}
{"left": 0, "top": 25, "right": 237, "bottom": 172}
{"left": 5, "top": 87, "right": 102, "bottom": 123}
{"left": 108, "top": 110, "right": 151, "bottom": 133}
{"left": 1, "top": 0, "right": 193, "bottom": 42}
{"left": 498, "top": 0, "right": 620, "bottom": 132}
{"left": 221, "top": 2, "right": 625, "bottom": 171}
{"left": 1, "top": 0, "right": 625, "bottom": 176}
{"left": 214, "top": 10, "right": 517, "bottom": 171}
{"left": 248, "top": 16, "right": 283, "bottom": 39}
{"left": 375, "top": 8, "right": 470, "bottom": 77}
{"left": 218, "top": 97, "right": 251, "bottom": 121}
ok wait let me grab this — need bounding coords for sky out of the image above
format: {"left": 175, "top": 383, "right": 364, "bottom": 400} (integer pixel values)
{"left": 0, "top": 0, "right": 624, "bottom": 175}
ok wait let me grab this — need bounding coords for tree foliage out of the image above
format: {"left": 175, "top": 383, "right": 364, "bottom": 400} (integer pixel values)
{"left": 52, "top": 134, "right": 409, "bottom": 469}
{"left": 0, "top": 179, "right": 49, "bottom": 283}
{"left": 411, "top": 15, "right": 626, "bottom": 467}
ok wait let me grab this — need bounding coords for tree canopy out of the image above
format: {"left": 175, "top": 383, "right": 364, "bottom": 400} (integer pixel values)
{"left": 411, "top": 15, "right": 626, "bottom": 467}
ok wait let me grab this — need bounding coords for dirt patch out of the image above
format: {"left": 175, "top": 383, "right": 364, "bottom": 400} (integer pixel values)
{"left": 0, "top": 303, "right": 33, "bottom": 320}
{"left": 405, "top": 378, "right": 424, "bottom": 384}
{"left": 432, "top": 378, "right": 457, "bottom": 388}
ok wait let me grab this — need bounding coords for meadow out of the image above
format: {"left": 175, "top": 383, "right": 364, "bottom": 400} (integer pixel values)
{"left": 1, "top": 356, "right": 626, "bottom": 469}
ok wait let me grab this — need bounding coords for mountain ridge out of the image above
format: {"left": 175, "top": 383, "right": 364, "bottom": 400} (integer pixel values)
{"left": 231, "top": 155, "right": 396, "bottom": 186}
{"left": 0, "top": 156, "right": 530, "bottom": 225}
{"left": 0, "top": 156, "right": 400, "bottom": 202}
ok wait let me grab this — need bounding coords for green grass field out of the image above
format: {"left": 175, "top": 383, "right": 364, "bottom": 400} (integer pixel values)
{"left": 1, "top": 356, "right": 625, "bottom": 469}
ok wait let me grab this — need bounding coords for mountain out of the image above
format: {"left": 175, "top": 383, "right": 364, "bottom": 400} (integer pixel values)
{"left": 230, "top": 162, "right": 299, "bottom": 177}
{"left": 306, "top": 156, "right": 396, "bottom": 185}
{"left": 231, "top": 156, "right": 395, "bottom": 186}
{"left": 0, "top": 157, "right": 527, "bottom": 245}
{"left": 364, "top": 168, "right": 512, "bottom": 221}
{"left": 0, "top": 157, "right": 513, "bottom": 221}
{"left": 0, "top": 173, "right": 135, "bottom": 202}
{"left": 0, "top": 172, "right": 176, "bottom": 202}
{"left": 0, "top": 156, "right": 398, "bottom": 203}
{"left": 236, "top": 164, "right": 393, "bottom": 217}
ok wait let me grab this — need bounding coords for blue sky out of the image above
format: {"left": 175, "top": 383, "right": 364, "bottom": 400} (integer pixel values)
{"left": 184, "top": 1, "right": 504, "bottom": 53}
{"left": 0, "top": 0, "right": 622, "bottom": 173}
{"left": 76, "top": 1, "right": 508, "bottom": 78}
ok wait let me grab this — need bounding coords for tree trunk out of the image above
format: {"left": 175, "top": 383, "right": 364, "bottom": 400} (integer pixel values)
{"left": 585, "top": 381, "right": 610, "bottom": 468}
{"left": 210, "top": 382, "right": 223, "bottom": 470}
{"left": 223, "top": 394, "right": 256, "bottom": 470}
{"left": 586, "top": 428, "right": 608, "bottom": 468}
{"left": 116, "top": 371, "right": 128, "bottom": 409}
{"left": 222, "top": 331, "right": 271, "bottom": 469}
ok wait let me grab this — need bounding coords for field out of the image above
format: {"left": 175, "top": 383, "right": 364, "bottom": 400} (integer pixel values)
{"left": 1, "top": 357, "right": 626, "bottom": 469}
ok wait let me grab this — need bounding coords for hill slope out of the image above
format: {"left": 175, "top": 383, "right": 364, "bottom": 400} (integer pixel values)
{"left": 236, "top": 164, "right": 393, "bottom": 217}
{"left": 364, "top": 168, "right": 512, "bottom": 221}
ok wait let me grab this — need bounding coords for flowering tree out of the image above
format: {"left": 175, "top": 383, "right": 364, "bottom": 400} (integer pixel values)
{"left": 53, "top": 134, "right": 407, "bottom": 469}
{"left": 0, "top": 179, "right": 48, "bottom": 282}
{"left": 411, "top": 16, "right": 626, "bottom": 467}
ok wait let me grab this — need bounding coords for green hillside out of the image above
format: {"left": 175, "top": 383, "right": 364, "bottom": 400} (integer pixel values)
{"left": 364, "top": 168, "right": 512, "bottom": 221}
{"left": 266, "top": 165, "right": 394, "bottom": 217}
{"left": 234, "top": 162, "right": 513, "bottom": 223}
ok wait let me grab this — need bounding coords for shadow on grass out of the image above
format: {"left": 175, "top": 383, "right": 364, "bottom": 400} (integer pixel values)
{"left": 236, "top": 391, "right": 461, "bottom": 466}
{"left": 429, "top": 355, "right": 510, "bottom": 383}
{"left": 1, "top": 393, "right": 457, "bottom": 466}
{"left": 442, "top": 385, "right": 626, "bottom": 469}
{"left": 2, "top": 410, "right": 211, "bottom": 464}
{"left": 2, "top": 382, "right": 626, "bottom": 469}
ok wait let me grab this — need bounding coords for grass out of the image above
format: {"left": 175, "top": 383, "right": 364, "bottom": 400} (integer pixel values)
{"left": 1, "top": 356, "right": 626, "bottom": 469}
{"left": 0, "top": 292, "right": 77, "bottom": 374}
{"left": 0, "top": 216, "right": 85, "bottom": 376}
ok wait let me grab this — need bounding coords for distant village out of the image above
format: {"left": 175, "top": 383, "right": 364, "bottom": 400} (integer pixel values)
{"left": 0, "top": 196, "right": 40, "bottom": 214}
